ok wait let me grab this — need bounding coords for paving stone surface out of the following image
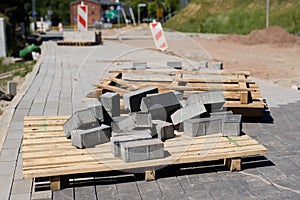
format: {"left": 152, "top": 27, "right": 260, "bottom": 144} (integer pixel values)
{"left": 0, "top": 40, "right": 300, "bottom": 200}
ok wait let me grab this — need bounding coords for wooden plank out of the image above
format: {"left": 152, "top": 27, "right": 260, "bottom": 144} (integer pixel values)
{"left": 93, "top": 83, "right": 129, "bottom": 95}
{"left": 101, "top": 77, "right": 139, "bottom": 90}
{"left": 22, "top": 117, "right": 267, "bottom": 179}
{"left": 109, "top": 69, "right": 251, "bottom": 76}
{"left": 174, "top": 77, "right": 249, "bottom": 83}
{"left": 50, "top": 176, "right": 61, "bottom": 191}
{"left": 97, "top": 73, "right": 123, "bottom": 96}
{"left": 224, "top": 157, "right": 241, "bottom": 171}
{"left": 238, "top": 75, "right": 249, "bottom": 104}
{"left": 145, "top": 171, "right": 155, "bottom": 181}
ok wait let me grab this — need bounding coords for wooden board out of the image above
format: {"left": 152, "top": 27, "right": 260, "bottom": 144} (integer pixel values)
{"left": 91, "top": 70, "right": 265, "bottom": 117}
{"left": 23, "top": 116, "right": 267, "bottom": 189}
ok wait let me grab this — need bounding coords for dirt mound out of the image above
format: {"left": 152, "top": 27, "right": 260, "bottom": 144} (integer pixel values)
{"left": 218, "top": 26, "right": 298, "bottom": 45}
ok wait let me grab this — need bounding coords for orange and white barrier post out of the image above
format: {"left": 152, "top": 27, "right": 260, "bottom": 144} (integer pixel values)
{"left": 149, "top": 20, "right": 168, "bottom": 51}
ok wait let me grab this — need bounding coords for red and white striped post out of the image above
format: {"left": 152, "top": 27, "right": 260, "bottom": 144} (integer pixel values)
{"left": 149, "top": 21, "right": 168, "bottom": 51}
{"left": 77, "top": 2, "right": 88, "bottom": 32}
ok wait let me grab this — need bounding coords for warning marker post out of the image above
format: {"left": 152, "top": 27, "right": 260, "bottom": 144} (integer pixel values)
{"left": 77, "top": 2, "right": 88, "bottom": 32}
{"left": 149, "top": 21, "right": 168, "bottom": 51}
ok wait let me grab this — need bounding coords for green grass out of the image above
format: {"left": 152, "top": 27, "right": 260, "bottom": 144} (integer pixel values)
{"left": 164, "top": 0, "right": 300, "bottom": 34}
{"left": 0, "top": 57, "right": 35, "bottom": 91}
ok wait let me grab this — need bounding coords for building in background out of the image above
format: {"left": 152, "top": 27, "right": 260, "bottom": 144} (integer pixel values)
{"left": 70, "top": 0, "right": 122, "bottom": 26}
{"left": 70, "top": 0, "right": 102, "bottom": 26}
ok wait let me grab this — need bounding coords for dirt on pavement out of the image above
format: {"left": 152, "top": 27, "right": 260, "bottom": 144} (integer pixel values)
{"left": 113, "top": 26, "right": 300, "bottom": 89}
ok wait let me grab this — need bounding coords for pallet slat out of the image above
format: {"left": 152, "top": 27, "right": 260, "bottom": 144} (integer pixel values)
{"left": 23, "top": 116, "right": 267, "bottom": 180}
{"left": 92, "top": 69, "right": 265, "bottom": 117}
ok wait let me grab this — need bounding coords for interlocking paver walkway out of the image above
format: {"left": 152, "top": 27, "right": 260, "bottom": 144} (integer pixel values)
{"left": 0, "top": 40, "right": 300, "bottom": 200}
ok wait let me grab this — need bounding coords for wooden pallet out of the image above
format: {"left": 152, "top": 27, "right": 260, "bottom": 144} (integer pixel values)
{"left": 91, "top": 69, "right": 265, "bottom": 117}
{"left": 22, "top": 116, "right": 267, "bottom": 191}
{"left": 56, "top": 41, "right": 101, "bottom": 46}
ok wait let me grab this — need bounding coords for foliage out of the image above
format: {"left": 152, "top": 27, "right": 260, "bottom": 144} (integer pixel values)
{"left": 164, "top": 0, "right": 300, "bottom": 34}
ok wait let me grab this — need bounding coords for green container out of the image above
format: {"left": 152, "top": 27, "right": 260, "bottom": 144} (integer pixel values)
{"left": 19, "top": 45, "right": 41, "bottom": 58}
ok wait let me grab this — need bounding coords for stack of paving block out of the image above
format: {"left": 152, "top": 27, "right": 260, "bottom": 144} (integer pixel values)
{"left": 62, "top": 86, "right": 242, "bottom": 163}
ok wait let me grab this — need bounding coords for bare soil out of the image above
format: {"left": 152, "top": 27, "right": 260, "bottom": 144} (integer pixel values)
{"left": 113, "top": 26, "right": 300, "bottom": 88}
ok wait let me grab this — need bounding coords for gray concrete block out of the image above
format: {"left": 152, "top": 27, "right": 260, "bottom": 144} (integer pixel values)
{"left": 111, "top": 129, "right": 152, "bottom": 137}
{"left": 184, "top": 118, "right": 207, "bottom": 137}
{"left": 152, "top": 120, "right": 175, "bottom": 141}
{"left": 71, "top": 125, "right": 111, "bottom": 148}
{"left": 100, "top": 92, "right": 120, "bottom": 117}
{"left": 140, "top": 92, "right": 181, "bottom": 122}
{"left": 171, "top": 102, "right": 207, "bottom": 125}
{"left": 62, "top": 108, "right": 100, "bottom": 138}
{"left": 120, "top": 138, "right": 164, "bottom": 163}
{"left": 167, "top": 61, "right": 182, "bottom": 69}
{"left": 85, "top": 99, "right": 112, "bottom": 124}
{"left": 7, "top": 81, "right": 17, "bottom": 96}
{"left": 210, "top": 110, "right": 233, "bottom": 117}
{"left": 130, "top": 112, "right": 152, "bottom": 129}
{"left": 222, "top": 115, "right": 242, "bottom": 136}
{"left": 132, "top": 62, "right": 147, "bottom": 70}
{"left": 111, "top": 116, "right": 131, "bottom": 132}
{"left": 212, "top": 62, "right": 223, "bottom": 70}
{"left": 63, "top": 31, "right": 96, "bottom": 42}
{"left": 179, "top": 100, "right": 187, "bottom": 108}
{"left": 111, "top": 113, "right": 152, "bottom": 133}
{"left": 184, "top": 117, "right": 222, "bottom": 137}
{"left": 199, "top": 61, "right": 208, "bottom": 68}
{"left": 206, "top": 118, "right": 222, "bottom": 135}
{"left": 123, "top": 87, "right": 158, "bottom": 112}
{"left": 187, "top": 91, "right": 225, "bottom": 112}
{"left": 173, "top": 91, "right": 183, "bottom": 101}
{"left": 111, "top": 131, "right": 152, "bottom": 157}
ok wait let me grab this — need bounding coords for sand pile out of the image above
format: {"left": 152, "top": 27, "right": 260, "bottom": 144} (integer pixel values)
{"left": 218, "top": 26, "right": 299, "bottom": 45}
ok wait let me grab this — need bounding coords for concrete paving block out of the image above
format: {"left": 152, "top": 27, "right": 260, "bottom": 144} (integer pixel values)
{"left": 7, "top": 81, "right": 17, "bottom": 96}
{"left": 212, "top": 62, "right": 223, "bottom": 70}
{"left": 71, "top": 125, "right": 111, "bottom": 148}
{"left": 167, "top": 61, "right": 182, "bottom": 70}
{"left": 132, "top": 62, "right": 147, "bottom": 70}
{"left": 152, "top": 120, "right": 175, "bottom": 141}
{"left": 199, "top": 61, "right": 208, "bottom": 68}
{"left": 0, "top": 148, "right": 19, "bottom": 162}
{"left": 206, "top": 118, "right": 222, "bottom": 135}
{"left": 100, "top": 92, "right": 120, "bottom": 117}
{"left": 123, "top": 87, "right": 158, "bottom": 112}
{"left": 130, "top": 112, "right": 152, "bottom": 129}
{"left": 53, "top": 188, "right": 73, "bottom": 200}
{"left": 179, "top": 100, "right": 187, "bottom": 108}
{"left": 111, "top": 112, "right": 152, "bottom": 133}
{"left": 222, "top": 115, "right": 242, "bottom": 136}
{"left": 11, "top": 178, "right": 32, "bottom": 195}
{"left": 112, "top": 129, "right": 152, "bottom": 137}
{"left": 0, "top": 161, "right": 15, "bottom": 175}
{"left": 62, "top": 108, "right": 99, "bottom": 138}
{"left": 140, "top": 92, "right": 181, "bottom": 122}
{"left": 111, "top": 131, "right": 152, "bottom": 157}
{"left": 184, "top": 117, "right": 222, "bottom": 137}
{"left": 111, "top": 116, "right": 132, "bottom": 132}
{"left": 187, "top": 91, "right": 225, "bottom": 112}
{"left": 184, "top": 118, "right": 207, "bottom": 137}
{"left": 210, "top": 110, "right": 233, "bottom": 117}
{"left": 120, "top": 138, "right": 164, "bottom": 163}
{"left": 85, "top": 99, "right": 112, "bottom": 124}
{"left": 173, "top": 91, "right": 183, "bottom": 101}
{"left": 0, "top": 175, "right": 13, "bottom": 200}
{"left": 10, "top": 193, "right": 31, "bottom": 200}
{"left": 171, "top": 102, "right": 207, "bottom": 125}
